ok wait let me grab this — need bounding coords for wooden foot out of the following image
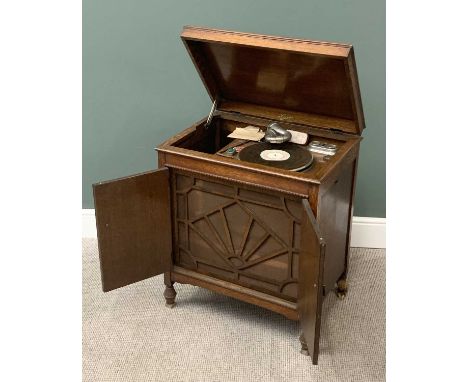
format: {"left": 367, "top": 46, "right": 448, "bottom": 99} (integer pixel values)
{"left": 163, "top": 284, "right": 177, "bottom": 308}
{"left": 335, "top": 278, "right": 348, "bottom": 300}
{"left": 299, "top": 333, "right": 309, "bottom": 356}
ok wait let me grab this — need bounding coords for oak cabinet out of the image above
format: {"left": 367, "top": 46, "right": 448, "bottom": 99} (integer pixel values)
{"left": 93, "top": 26, "right": 365, "bottom": 364}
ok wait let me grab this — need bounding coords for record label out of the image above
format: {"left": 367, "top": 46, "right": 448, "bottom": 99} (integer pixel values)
{"left": 238, "top": 142, "right": 313, "bottom": 172}
{"left": 260, "top": 149, "right": 290, "bottom": 161}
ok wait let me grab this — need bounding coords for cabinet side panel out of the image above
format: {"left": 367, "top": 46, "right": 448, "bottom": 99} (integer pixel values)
{"left": 172, "top": 170, "right": 304, "bottom": 301}
{"left": 318, "top": 161, "right": 354, "bottom": 292}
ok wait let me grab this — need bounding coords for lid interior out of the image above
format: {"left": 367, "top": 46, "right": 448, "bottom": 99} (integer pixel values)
{"left": 182, "top": 27, "right": 365, "bottom": 134}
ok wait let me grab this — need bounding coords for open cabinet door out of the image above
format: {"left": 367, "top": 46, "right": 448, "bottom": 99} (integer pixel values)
{"left": 93, "top": 168, "right": 172, "bottom": 292}
{"left": 298, "top": 199, "right": 327, "bottom": 365}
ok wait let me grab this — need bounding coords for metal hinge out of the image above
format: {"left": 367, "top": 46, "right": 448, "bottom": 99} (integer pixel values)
{"left": 204, "top": 99, "right": 218, "bottom": 129}
{"left": 329, "top": 128, "right": 343, "bottom": 135}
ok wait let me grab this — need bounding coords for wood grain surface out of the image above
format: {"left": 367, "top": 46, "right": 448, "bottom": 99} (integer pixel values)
{"left": 93, "top": 169, "right": 172, "bottom": 291}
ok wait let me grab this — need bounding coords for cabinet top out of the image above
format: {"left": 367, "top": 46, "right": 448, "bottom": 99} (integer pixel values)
{"left": 181, "top": 26, "right": 365, "bottom": 135}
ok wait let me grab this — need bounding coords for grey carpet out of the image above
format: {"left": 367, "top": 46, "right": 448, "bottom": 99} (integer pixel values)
{"left": 83, "top": 239, "right": 385, "bottom": 382}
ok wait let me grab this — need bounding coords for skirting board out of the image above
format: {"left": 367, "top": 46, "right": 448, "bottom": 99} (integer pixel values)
{"left": 82, "top": 209, "right": 385, "bottom": 249}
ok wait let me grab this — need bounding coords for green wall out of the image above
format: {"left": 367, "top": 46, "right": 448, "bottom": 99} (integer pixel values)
{"left": 83, "top": 0, "right": 385, "bottom": 217}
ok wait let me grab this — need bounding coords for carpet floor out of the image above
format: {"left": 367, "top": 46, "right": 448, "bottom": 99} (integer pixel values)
{"left": 83, "top": 239, "right": 385, "bottom": 381}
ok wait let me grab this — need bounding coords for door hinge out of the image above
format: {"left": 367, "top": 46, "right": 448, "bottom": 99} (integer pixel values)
{"left": 322, "top": 285, "right": 326, "bottom": 296}
{"left": 204, "top": 99, "right": 218, "bottom": 129}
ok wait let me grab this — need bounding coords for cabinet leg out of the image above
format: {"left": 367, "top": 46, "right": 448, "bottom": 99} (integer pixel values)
{"left": 163, "top": 283, "right": 177, "bottom": 308}
{"left": 335, "top": 277, "right": 348, "bottom": 300}
{"left": 299, "top": 333, "right": 309, "bottom": 356}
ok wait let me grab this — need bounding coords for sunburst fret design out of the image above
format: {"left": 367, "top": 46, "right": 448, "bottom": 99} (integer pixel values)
{"left": 173, "top": 173, "right": 303, "bottom": 299}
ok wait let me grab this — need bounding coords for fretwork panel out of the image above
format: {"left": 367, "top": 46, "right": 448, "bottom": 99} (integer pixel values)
{"left": 173, "top": 172, "right": 303, "bottom": 301}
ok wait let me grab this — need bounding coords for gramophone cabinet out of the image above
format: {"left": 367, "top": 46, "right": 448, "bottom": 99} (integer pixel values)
{"left": 93, "top": 26, "right": 365, "bottom": 364}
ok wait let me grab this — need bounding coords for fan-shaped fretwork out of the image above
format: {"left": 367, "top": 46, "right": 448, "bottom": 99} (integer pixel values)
{"left": 174, "top": 174, "right": 303, "bottom": 299}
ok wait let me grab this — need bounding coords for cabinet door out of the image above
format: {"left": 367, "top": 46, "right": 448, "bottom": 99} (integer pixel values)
{"left": 298, "top": 199, "right": 327, "bottom": 365}
{"left": 93, "top": 168, "right": 172, "bottom": 292}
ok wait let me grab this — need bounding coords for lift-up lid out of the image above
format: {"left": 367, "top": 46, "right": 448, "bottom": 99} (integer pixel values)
{"left": 181, "top": 26, "right": 365, "bottom": 135}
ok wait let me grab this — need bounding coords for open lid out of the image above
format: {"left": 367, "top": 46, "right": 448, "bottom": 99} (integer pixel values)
{"left": 181, "top": 26, "right": 365, "bottom": 135}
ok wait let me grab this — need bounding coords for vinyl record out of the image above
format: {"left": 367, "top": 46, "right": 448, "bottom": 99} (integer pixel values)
{"left": 238, "top": 142, "right": 313, "bottom": 171}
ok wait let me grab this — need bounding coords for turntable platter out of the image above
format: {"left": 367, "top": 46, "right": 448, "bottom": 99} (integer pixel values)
{"left": 238, "top": 143, "right": 313, "bottom": 171}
